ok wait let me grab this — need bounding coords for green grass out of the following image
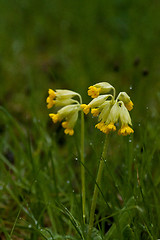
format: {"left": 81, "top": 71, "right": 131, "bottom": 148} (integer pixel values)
{"left": 1, "top": 0, "right": 160, "bottom": 239}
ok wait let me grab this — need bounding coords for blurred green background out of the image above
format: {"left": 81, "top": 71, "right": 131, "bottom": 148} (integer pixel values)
{"left": 1, "top": 0, "right": 160, "bottom": 124}
{"left": 1, "top": 0, "right": 160, "bottom": 239}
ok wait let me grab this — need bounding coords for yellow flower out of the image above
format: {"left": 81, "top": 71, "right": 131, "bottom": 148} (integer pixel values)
{"left": 46, "top": 97, "right": 56, "bottom": 109}
{"left": 47, "top": 88, "right": 81, "bottom": 109}
{"left": 125, "top": 100, "right": 134, "bottom": 111}
{"left": 86, "top": 82, "right": 134, "bottom": 136}
{"left": 91, "top": 108, "right": 100, "bottom": 117}
{"left": 47, "top": 88, "right": 82, "bottom": 135}
{"left": 118, "top": 125, "right": 134, "bottom": 136}
{"left": 49, "top": 113, "right": 60, "bottom": 123}
{"left": 62, "top": 121, "right": 74, "bottom": 135}
{"left": 105, "top": 122, "right": 116, "bottom": 133}
{"left": 88, "top": 86, "right": 101, "bottom": 98}
{"left": 117, "top": 92, "right": 134, "bottom": 111}
{"left": 64, "top": 128, "right": 74, "bottom": 136}
{"left": 88, "top": 82, "right": 115, "bottom": 98}
{"left": 48, "top": 89, "right": 56, "bottom": 99}
{"left": 81, "top": 104, "right": 90, "bottom": 114}
{"left": 49, "top": 105, "right": 80, "bottom": 135}
{"left": 81, "top": 95, "right": 113, "bottom": 115}
{"left": 95, "top": 121, "right": 105, "bottom": 131}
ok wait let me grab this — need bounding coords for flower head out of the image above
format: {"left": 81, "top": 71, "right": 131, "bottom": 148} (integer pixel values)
{"left": 86, "top": 82, "right": 134, "bottom": 136}
{"left": 88, "top": 82, "right": 115, "bottom": 98}
{"left": 47, "top": 88, "right": 82, "bottom": 135}
{"left": 46, "top": 88, "right": 80, "bottom": 109}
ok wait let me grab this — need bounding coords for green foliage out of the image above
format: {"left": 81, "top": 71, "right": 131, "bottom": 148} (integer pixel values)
{"left": 0, "top": 0, "right": 160, "bottom": 239}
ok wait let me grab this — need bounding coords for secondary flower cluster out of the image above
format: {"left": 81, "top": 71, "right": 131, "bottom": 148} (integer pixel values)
{"left": 81, "top": 82, "right": 134, "bottom": 136}
{"left": 46, "top": 89, "right": 81, "bottom": 135}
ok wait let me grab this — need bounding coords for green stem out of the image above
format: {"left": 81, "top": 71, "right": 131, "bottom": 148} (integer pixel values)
{"left": 88, "top": 135, "right": 109, "bottom": 238}
{"left": 81, "top": 110, "right": 85, "bottom": 224}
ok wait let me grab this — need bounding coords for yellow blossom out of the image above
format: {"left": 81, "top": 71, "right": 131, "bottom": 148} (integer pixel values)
{"left": 95, "top": 121, "right": 105, "bottom": 131}
{"left": 118, "top": 125, "right": 134, "bottom": 136}
{"left": 87, "top": 82, "right": 134, "bottom": 136}
{"left": 125, "top": 100, "right": 134, "bottom": 111}
{"left": 117, "top": 92, "right": 133, "bottom": 111}
{"left": 49, "top": 113, "right": 60, "bottom": 123}
{"left": 91, "top": 108, "right": 100, "bottom": 117}
{"left": 62, "top": 121, "right": 68, "bottom": 128}
{"left": 47, "top": 88, "right": 82, "bottom": 136}
{"left": 88, "top": 82, "right": 115, "bottom": 98}
{"left": 81, "top": 104, "right": 90, "bottom": 114}
{"left": 105, "top": 122, "right": 116, "bottom": 133}
{"left": 64, "top": 128, "right": 74, "bottom": 136}
{"left": 88, "top": 86, "right": 101, "bottom": 98}
{"left": 48, "top": 89, "right": 56, "bottom": 99}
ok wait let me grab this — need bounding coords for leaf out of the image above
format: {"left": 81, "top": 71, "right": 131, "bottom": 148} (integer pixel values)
{"left": 104, "top": 197, "right": 136, "bottom": 240}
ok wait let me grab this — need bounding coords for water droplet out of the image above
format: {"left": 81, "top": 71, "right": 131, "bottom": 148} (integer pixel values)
{"left": 66, "top": 180, "right": 70, "bottom": 184}
{"left": 130, "top": 85, "right": 133, "bottom": 90}
{"left": 34, "top": 220, "right": 38, "bottom": 225}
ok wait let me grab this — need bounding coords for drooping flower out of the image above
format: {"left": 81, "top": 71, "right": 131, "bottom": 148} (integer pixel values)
{"left": 80, "top": 94, "right": 113, "bottom": 115}
{"left": 83, "top": 82, "right": 134, "bottom": 136}
{"left": 46, "top": 89, "right": 80, "bottom": 109}
{"left": 47, "top": 88, "right": 81, "bottom": 135}
{"left": 88, "top": 82, "right": 115, "bottom": 98}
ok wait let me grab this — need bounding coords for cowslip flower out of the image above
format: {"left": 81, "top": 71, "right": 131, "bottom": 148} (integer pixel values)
{"left": 46, "top": 89, "right": 80, "bottom": 109}
{"left": 47, "top": 88, "right": 81, "bottom": 135}
{"left": 88, "top": 82, "right": 115, "bottom": 98}
{"left": 82, "top": 82, "right": 134, "bottom": 136}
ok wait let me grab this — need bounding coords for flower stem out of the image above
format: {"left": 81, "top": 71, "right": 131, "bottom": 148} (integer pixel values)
{"left": 81, "top": 110, "right": 86, "bottom": 224}
{"left": 88, "top": 135, "right": 109, "bottom": 238}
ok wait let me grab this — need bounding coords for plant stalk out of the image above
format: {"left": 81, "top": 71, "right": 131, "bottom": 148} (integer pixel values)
{"left": 81, "top": 110, "right": 85, "bottom": 224}
{"left": 88, "top": 135, "right": 109, "bottom": 238}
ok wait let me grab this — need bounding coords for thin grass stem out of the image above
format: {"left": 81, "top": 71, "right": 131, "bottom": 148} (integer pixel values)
{"left": 81, "top": 110, "right": 86, "bottom": 224}
{"left": 88, "top": 135, "right": 109, "bottom": 239}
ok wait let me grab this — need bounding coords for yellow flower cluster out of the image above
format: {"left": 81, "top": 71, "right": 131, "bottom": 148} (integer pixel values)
{"left": 47, "top": 82, "right": 134, "bottom": 137}
{"left": 81, "top": 82, "right": 134, "bottom": 136}
{"left": 46, "top": 89, "right": 81, "bottom": 135}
